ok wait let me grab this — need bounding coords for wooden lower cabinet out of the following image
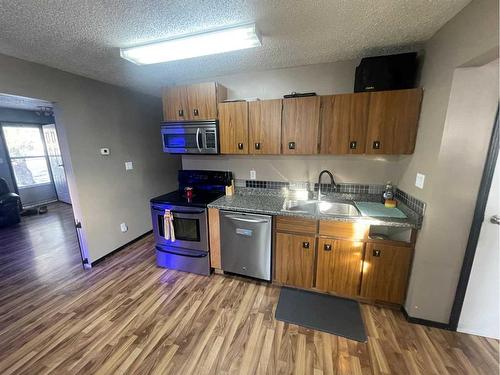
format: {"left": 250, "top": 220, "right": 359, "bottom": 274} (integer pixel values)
{"left": 275, "top": 232, "right": 315, "bottom": 289}
{"left": 360, "top": 243, "right": 413, "bottom": 304}
{"left": 273, "top": 216, "right": 415, "bottom": 305}
{"left": 315, "top": 238, "right": 364, "bottom": 297}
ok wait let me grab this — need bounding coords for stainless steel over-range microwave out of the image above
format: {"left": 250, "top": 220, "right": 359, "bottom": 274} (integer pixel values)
{"left": 161, "top": 120, "right": 219, "bottom": 154}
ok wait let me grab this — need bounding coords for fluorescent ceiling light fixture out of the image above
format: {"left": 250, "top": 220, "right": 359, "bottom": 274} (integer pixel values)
{"left": 120, "top": 23, "right": 261, "bottom": 65}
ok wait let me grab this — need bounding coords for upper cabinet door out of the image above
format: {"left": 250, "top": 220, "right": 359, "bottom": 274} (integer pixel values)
{"left": 365, "top": 88, "right": 423, "bottom": 154}
{"left": 320, "top": 93, "right": 370, "bottom": 154}
{"left": 163, "top": 86, "right": 187, "bottom": 121}
{"left": 186, "top": 82, "right": 218, "bottom": 120}
{"left": 219, "top": 101, "right": 249, "bottom": 154}
{"left": 282, "top": 96, "right": 320, "bottom": 154}
{"left": 248, "top": 99, "right": 282, "bottom": 155}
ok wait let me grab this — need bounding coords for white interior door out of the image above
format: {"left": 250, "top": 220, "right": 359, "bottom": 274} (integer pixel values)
{"left": 42, "top": 124, "right": 71, "bottom": 204}
{"left": 458, "top": 139, "right": 500, "bottom": 339}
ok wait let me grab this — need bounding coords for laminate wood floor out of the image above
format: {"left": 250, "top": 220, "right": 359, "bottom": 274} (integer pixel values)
{"left": 0, "top": 203, "right": 498, "bottom": 374}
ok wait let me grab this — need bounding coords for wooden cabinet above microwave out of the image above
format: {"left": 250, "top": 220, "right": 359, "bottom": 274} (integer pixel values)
{"left": 162, "top": 82, "right": 227, "bottom": 121}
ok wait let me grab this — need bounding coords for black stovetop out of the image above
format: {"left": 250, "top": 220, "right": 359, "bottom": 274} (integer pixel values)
{"left": 150, "top": 170, "right": 232, "bottom": 208}
{"left": 150, "top": 190, "right": 225, "bottom": 208}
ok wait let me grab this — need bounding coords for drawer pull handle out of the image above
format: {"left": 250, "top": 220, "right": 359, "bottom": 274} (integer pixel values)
{"left": 373, "top": 249, "right": 381, "bottom": 257}
{"left": 349, "top": 141, "right": 357, "bottom": 149}
{"left": 237, "top": 143, "right": 244, "bottom": 150}
{"left": 193, "top": 108, "right": 199, "bottom": 116}
{"left": 324, "top": 243, "right": 332, "bottom": 251}
{"left": 178, "top": 109, "right": 184, "bottom": 117}
{"left": 302, "top": 241, "right": 310, "bottom": 249}
{"left": 372, "top": 141, "right": 381, "bottom": 150}
{"left": 288, "top": 141, "right": 296, "bottom": 150}
{"left": 255, "top": 142, "right": 261, "bottom": 150}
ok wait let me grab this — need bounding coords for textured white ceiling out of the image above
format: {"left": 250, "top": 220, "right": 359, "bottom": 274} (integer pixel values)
{"left": 0, "top": 0, "right": 470, "bottom": 96}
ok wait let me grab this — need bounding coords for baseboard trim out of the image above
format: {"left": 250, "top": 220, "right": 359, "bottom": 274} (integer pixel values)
{"left": 401, "top": 307, "right": 453, "bottom": 330}
{"left": 90, "top": 230, "right": 153, "bottom": 267}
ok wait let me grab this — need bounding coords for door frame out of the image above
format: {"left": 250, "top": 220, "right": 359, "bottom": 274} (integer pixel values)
{"left": 449, "top": 107, "right": 499, "bottom": 330}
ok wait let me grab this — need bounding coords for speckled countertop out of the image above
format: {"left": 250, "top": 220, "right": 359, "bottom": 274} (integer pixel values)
{"left": 208, "top": 189, "right": 422, "bottom": 229}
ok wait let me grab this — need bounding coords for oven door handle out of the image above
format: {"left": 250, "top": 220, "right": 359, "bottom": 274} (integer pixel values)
{"left": 152, "top": 207, "right": 205, "bottom": 215}
{"left": 171, "top": 209, "right": 205, "bottom": 215}
{"left": 195, "top": 128, "right": 202, "bottom": 152}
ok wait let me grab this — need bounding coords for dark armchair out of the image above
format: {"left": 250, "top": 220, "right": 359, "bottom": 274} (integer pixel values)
{"left": 0, "top": 178, "right": 21, "bottom": 227}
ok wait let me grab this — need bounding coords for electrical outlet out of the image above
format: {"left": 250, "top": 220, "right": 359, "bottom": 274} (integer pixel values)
{"left": 250, "top": 170, "right": 256, "bottom": 180}
{"left": 120, "top": 223, "right": 128, "bottom": 232}
{"left": 415, "top": 173, "right": 425, "bottom": 189}
{"left": 125, "top": 161, "right": 133, "bottom": 170}
{"left": 100, "top": 148, "right": 110, "bottom": 156}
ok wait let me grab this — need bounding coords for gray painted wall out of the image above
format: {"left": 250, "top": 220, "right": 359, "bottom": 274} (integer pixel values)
{"left": 0, "top": 53, "right": 181, "bottom": 262}
{"left": 400, "top": 0, "right": 499, "bottom": 323}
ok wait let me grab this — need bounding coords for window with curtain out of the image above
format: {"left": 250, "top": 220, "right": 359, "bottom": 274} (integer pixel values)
{"left": 2, "top": 125, "right": 52, "bottom": 188}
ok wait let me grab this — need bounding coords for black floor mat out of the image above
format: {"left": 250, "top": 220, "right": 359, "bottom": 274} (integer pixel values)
{"left": 275, "top": 287, "right": 367, "bottom": 342}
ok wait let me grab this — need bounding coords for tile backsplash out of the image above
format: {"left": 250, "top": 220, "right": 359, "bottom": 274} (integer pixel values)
{"left": 238, "top": 179, "right": 426, "bottom": 217}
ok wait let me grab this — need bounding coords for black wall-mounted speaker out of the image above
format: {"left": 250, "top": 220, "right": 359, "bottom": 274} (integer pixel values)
{"left": 354, "top": 52, "right": 418, "bottom": 92}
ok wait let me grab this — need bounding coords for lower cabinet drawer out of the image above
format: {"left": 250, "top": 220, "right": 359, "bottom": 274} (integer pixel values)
{"left": 275, "top": 232, "right": 315, "bottom": 289}
{"left": 319, "top": 220, "right": 368, "bottom": 240}
{"left": 360, "top": 243, "right": 413, "bottom": 304}
{"left": 315, "top": 238, "right": 364, "bottom": 296}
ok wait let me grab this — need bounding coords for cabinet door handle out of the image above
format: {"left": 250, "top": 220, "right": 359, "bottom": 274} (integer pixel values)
{"left": 302, "top": 241, "right": 310, "bottom": 249}
{"left": 237, "top": 143, "right": 244, "bottom": 150}
{"left": 288, "top": 141, "right": 296, "bottom": 150}
{"left": 193, "top": 108, "right": 199, "bottom": 116}
{"left": 372, "top": 141, "right": 381, "bottom": 150}
{"left": 178, "top": 109, "right": 184, "bottom": 117}
{"left": 324, "top": 243, "right": 332, "bottom": 251}
{"left": 349, "top": 141, "right": 357, "bottom": 150}
{"left": 254, "top": 142, "right": 261, "bottom": 150}
{"left": 373, "top": 249, "right": 381, "bottom": 257}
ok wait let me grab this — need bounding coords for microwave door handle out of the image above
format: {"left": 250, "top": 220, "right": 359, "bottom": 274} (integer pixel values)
{"left": 195, "top": 128, "right": 202, "bottom": 152}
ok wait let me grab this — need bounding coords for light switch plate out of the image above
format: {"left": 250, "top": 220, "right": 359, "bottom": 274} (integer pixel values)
{"left": 415, "top": 173, "right": 425, "bottom": 189}
{"left": 250, "top": 170, "right": 256, "bottom": 180}
{"left": 125, "top": 161, "right": 133, "bottom": 170}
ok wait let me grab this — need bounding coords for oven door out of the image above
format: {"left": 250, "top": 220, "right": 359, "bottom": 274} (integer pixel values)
{"left": 151, "top": 204, "right": 208, "bottom": 252}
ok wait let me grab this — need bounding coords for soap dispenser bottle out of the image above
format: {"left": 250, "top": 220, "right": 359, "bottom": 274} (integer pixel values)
{"left": 383, "top": 181, "right": 396, "bottom": 208}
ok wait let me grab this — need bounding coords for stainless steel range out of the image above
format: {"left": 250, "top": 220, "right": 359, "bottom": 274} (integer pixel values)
{"left": 150, "top": 170, "right": 232, "bottom": 275}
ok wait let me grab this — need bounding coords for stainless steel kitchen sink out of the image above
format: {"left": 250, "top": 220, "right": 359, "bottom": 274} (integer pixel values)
{"left": 282, "top": 200, "right": 360, "bottom": 216}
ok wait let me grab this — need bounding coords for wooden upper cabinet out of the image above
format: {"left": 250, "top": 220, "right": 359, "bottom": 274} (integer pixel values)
{"left": 218, "top": 101, "right": 249, "bottom": 154}
{"left": 365, "top": 88, "right": 423, "bottom": 154}
{"left": 248, "top": 99, "right": 282, "bottom": 155}
{"left": 162, "top": 82, "right": 227, "bottom": 121}
{"left": 316, "top": 238, "right": 364, "bottom": 296}
{"left": 163, "top": 86, "right": 188, "bottom": 121}
{"left": 360, "top": 243, "right": 413, "bottom": 304}
{"left": 282, "top": 96, "right": 320, "bottom": 154}
{"left": 320, "top": 93, "right": 370, "bottom": 154}
{"left": 275, "top": 232, "right": 315, "bottom": 289}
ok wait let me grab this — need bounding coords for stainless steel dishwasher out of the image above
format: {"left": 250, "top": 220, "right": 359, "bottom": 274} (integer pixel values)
{"left": 219, "top": 210, "right": 272, "bottom": 281}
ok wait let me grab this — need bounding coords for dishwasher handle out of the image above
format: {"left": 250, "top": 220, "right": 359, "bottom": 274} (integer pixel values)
{"left": 225, "top": 214, "right": 270, "bottom": 224}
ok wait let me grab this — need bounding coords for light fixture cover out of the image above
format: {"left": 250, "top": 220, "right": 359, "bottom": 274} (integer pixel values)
{"left": 120, "top": 23, "right": 261, "bottom": 65}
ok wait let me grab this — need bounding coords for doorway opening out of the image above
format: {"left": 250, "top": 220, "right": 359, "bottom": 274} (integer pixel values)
{"left": 0, "top": 93, "right": 85, "bottom": 272}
